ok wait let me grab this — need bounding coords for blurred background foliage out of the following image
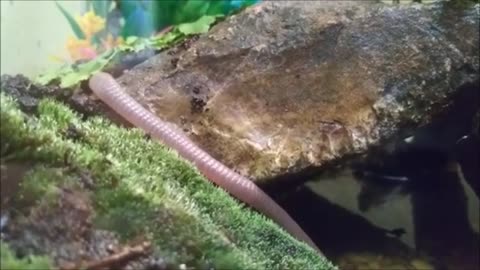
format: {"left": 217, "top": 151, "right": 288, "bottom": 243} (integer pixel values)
{"left": 32, "top": 0, "right": 260, "bottom": 88}
{"left": 57, "top": 0, "right": 260, "bottom": 61}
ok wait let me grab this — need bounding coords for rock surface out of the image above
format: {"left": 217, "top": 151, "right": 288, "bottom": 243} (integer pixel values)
{"left": 111, "top": 1, "right": 479, "bottom": 183}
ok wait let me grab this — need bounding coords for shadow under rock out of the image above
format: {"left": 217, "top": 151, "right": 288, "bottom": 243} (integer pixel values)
{"left": 410, "top": 170, "right": 479, "bottom": 270}
{"left": 273, "top": 185, "right": 413, "bottom": 260}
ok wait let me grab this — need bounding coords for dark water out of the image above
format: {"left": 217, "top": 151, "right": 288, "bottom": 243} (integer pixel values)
{"left": 274, "top": 166, "right": 479, "bottom": 270}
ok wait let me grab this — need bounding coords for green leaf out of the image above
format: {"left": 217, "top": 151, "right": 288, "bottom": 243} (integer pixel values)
{"left": 34, "top": 27, "right": 186, "bottom": 89}
{"left": 125, "top": 36, "right": 139, "bottom": 45}
{"left": 62, "top": 50, "right": 116, "bottom": 88}
{"left": 175, "top": 0, "right": 211, "bottom": 24}
{"left": 35, "top": 50, "right": 117, "bottom": 88}
{"left": 55, "top": 1, "right": 85, "bottom": 39}
{"left": 149, "top": 31, "right": 184, "bottom": 49}
{"left": 59, "top": 72, "right": 91, "bottom": 88}
{"left": 177, "top": 15, "right": 216, "bottom": 35}
{"left": 35, "top": 68, "right": 65, "bottom": 86}
{"left": 118, "top": 37, "right": 149, "bottom": 53}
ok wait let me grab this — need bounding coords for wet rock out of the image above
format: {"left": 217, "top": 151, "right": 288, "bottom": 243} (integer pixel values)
{"left": 0, "top": 74, "right": 61, "bottom": 114}
{"left": 112, "top": 1, "right": 479, "bottom": 183}
{"left": 0, "top": 74, "right": 86, "bottom": 115}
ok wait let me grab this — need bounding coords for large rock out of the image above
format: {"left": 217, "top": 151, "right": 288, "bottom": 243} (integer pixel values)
{"left": 115, "top": 1, "right": 479, "bottom": 183}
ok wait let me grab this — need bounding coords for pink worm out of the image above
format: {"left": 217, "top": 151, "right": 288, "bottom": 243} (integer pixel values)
{"left": 89, "top": 72, "right": 322, "bottom": 254}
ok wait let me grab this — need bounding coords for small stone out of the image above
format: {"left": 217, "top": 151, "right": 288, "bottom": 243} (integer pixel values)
{"left": 106, "top": 244, "right": 115, "bottom": 253}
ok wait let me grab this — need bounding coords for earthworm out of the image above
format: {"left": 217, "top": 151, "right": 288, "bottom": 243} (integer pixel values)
{"left": 89, "top": 72, "right": 322, "bottom": 254}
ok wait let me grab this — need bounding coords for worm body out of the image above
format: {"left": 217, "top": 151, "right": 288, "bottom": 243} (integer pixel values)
{"left": 89, "top": 72, "right": 321, "bottom": 253}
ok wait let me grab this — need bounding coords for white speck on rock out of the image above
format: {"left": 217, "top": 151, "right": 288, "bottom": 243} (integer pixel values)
{"left": 373, "top": 94, "right": 405, "bottom": 118}
{"left": 349, "top": 127, "right": 369, "bottom": 151}
{"left": 0, "top": 214, "right": 8, "bottom": 231}
{"left": 404, "top": 135, "right": 415, "bottom": 143}
{"left": 444, "top": 58, "right": 452, "bottom": 72}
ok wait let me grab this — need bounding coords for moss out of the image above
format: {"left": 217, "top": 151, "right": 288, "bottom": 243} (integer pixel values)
{"left": 0, "top": 242, "right": 52, "bottom": 270}
{"left": 0, "top": 93, "right": 337, "bottom": 269}
{"left": 13, "top": 167, "right": 64, "bottom": 213}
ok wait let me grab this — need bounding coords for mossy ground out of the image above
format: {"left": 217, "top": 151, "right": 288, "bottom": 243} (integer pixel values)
{"left": 1, "top": 243, "right": 52, "bottom": 270}
{"left": 0, "top": 92, "right": 336, "bottom": 269}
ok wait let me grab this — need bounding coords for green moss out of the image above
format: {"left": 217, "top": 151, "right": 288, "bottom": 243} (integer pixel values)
{"left": 0, "top": 242, "right": 52, "bottom": 270}
{"left": 13, "top": 167, "right": 63, "bottom": 212}
{"left": 0, "top": 93, "right": 337, "bottom": 269}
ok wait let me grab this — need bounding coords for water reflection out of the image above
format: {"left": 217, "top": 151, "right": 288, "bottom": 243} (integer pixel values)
{"left": 274, "top": 166, "right": 479, "bottom": 270}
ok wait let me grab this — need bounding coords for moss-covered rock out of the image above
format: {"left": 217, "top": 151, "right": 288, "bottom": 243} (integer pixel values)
{"left": 0, "top": 92, "right": 336, "bottom": 269}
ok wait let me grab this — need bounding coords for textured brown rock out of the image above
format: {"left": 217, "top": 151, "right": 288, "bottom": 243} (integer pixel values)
{"left": 114, "top": 1, "right": 479, "bottom": 183}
